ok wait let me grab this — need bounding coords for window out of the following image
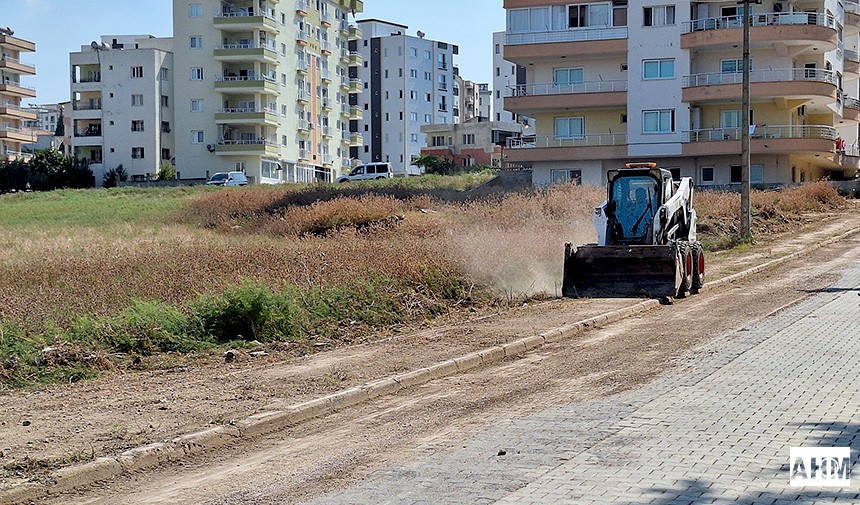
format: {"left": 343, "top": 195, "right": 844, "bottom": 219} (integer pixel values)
{"left": 495, "top": 43, "right": 500, "bottom": 54}
{"left": 424, "top": 114, "right": 432, "bottom": 122}
{"left": 160, "top": 68, "right": 169, "bottom": 81}
{"left": 568, "top": 4, "right": 610, "bottom": 28}
{"left": 131, "top": 66, "right": 143, "bottom": 78}
{"left": 721, "top": 58, "right": 748, "bottom": 74}
{"left": 701, "top": 166, "right": 715, "bottom": 183}
{"left": 131, "top": 94, "right": 143, "bottom": 106}
{"left": 751, "top": 164, "right": 764, "bottom": 183}
{"left": 190, "top": 67, "right": 204, "bottom": 80}
{"left": 425, "top": 93, "right": 432, "bottom": 102}
{"left": 462, "top": 133, "right": 475, "bottom": 145}
{"left": 161, "top": 121, "right": 170, "bottom": 133}
{"left": 730, "top": 165, "right": 742, "bottom": 183}
{"left": 161, "top": 148, "right": 171, "bottom": 160}
{"left": 425, "top": 71, "right": 431, "bottom": 80}
{"left": 554, "top": 68, "right": 583, "bottom": 86}
{"left": 410, "top": 47, "right": 418, "bottom": 57}
{"left": 642, "top": 109, "right": 674, "bottom": 133}
{"left": 131, "top": 147, "right": 145, "bottom": 159}
{"left": 643, "top": 59, "right": 674, "bottom": 79}
{"left": 189, "top": 3, "right": 202, "bottom": 16}
{"left": 555, "top": 117, "right": 584, "bottom": 139}
{"left": 191, "top": 131, "right": 204, "bottom": 143}
{"left": 190, "top": 36, "right": 202, "bottom": 49}
{"left": 131, "top": 120, "right": 144, "bottom": 132}
{"left": 720, "top": 110, "right": 741, "bottom": 129}
{"left": 410, "top": 69, "right": 417, "bottom": 78}
{"left": 621, "top": 113, "right": 628, "bottom": 124}
{"left": 410, "top": 112, "right": 418, "bottom": 121}
{"left": 550, "top": 169, "right": 582, "bottom": 185}
{"left": 643, "top": 5, "right": 675, "bottom": 26}
{"left": 410, "top": 133, "right": 419, "bottom": 142}
{"left": 161, "top": 95, "right": 169, "bottom": 107}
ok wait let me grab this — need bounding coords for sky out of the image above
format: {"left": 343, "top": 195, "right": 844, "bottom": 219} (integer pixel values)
{"left": 4, "top": 0, "right": 506, "bottom": 104}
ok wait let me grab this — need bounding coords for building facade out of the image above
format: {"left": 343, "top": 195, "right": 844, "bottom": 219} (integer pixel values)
{"left": 23, "top": 103, "right": 63, "bottom": 134}
{"left": 172, "top": 0, "right": 363, "bottom": 184}
{"left": 492, "top": 30, "right": 533, "bottom": 127}
{"left": 0, "top": 28, "right": 37, "bottom": 162}
{"left": 353, "top": 19, "right": 457, "bottom": 174}
{"left": 70, "top": 35, "right": 175, "bottom": 183}
{"left": 421, "top": 117, "right": 523, "bottom": 168}
{"left": 502, "top": 0, "right": 860, "bottom": 186}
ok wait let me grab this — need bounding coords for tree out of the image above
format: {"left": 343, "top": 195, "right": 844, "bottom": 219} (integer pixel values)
{"left": 103, "top": 164, "right": 128, "bottom": 188}
{"left": 411, "top": 154, "right": 455, "bottom": 175}
{"left": 157, "top": 162, "right": 177, "bottom": 181}
{"left": 65, "top": 157, "right": 94, "bottom": 189}
{"left": 0, "top": 158, "right": 29, "bottom": 193}
{"left": 27, "top": 149, "right": 67, "bottom": 191}
{"left": 54, "top": 111, "right": 65, "bottom": 137}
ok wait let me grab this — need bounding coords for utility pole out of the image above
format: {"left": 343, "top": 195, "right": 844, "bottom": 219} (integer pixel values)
{"left": 739, "top": 0, "right": 757, "bottom": 238}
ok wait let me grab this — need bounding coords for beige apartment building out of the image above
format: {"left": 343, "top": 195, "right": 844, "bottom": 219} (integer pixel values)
{"left": 0, "top": 28, "right": 37, "bottom": 162}
{"left": 171, "top": 0, "right": 363, "bottom": 184}
{"left": 503, "top": 0, "right": 860, "bottom": 187}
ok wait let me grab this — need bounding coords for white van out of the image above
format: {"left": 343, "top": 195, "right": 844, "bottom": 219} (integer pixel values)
{"left": 336, "top": 162, "right": 393, "bottom": 183}
{"left": 206, "top": 171, "right": 248, "bottom": 186}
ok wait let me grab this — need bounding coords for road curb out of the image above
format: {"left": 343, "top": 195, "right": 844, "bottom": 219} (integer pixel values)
{"left": 2, "top": 225, "right": 858, "bottom": 504}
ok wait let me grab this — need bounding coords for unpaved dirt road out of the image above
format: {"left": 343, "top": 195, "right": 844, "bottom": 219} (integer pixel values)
{"left": 30, "top": 213, "right": 860, "bottom": 504}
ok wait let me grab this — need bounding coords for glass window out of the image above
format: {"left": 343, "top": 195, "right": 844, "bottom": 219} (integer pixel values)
{"left": 643, "top": 109, "right": 674, "bottom": 133}
{"left": 701, "top": 166, "right": 715, "bottom": 182}
{"left": 189, "top": 4, "right": 201, "bottom": 17}
{"left": 720, "top": 110, "right": 741, "bottom": 129}
{"left": 751, "top": 164, "right": 764, "bottom": 183}
{"left": 643, "top": 5, "right": 675, "bottom": 26}
{"left": 643, "top": 59, "right": 674, "bottom": 79}
{"left": 555, "top": 117, "right": 584, "bottom": 139}
{"left": 554, "top": 68, "right": 584, "bottom": 85}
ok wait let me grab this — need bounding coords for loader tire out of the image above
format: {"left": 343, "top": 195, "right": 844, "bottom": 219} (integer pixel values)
{"left": 677, "top": 243, "right": 693, "bottom": 298}
{"left": 691, "top": 242, "right": 705, "bottom": 294}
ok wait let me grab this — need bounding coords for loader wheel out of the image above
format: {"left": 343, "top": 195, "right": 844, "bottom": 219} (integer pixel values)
{"left": 677, "top": 243, "right": 693, "bottom": 298}
{"left": 691, "top": 243, "right": 705, "bottom": 294}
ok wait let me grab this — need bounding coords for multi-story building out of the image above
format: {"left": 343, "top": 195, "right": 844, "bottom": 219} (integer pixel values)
{"left": 0, "top": 28, "right": 37, "bottom": 162}
{"left": 502, "top": 0, "right": 860, "bottom": 186}
{"left": 421, "top": 117, "right": 522, "bottom": 168}
{"left": 70, "top": 35, "right": 175, "bottom": 183}
{"left": 457, "top": 77, "right": 482, "bottom": 122}
{"left": 23, "top": 103, "right": 63, "bottom": 134}
{"left": 477, "top": 82, "right": 492, "bottom": 119}
{"left": 492, "top": 30, "right": 533, "bottom": 127}
{"left": 172, "top": 0, "right": 363, "bottom": 184}
{"left": 353, "top": 19, "right": 457, "bottom": 174}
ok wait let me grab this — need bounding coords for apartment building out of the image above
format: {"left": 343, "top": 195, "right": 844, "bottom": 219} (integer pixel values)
{"left": 421, "top": 117, "right": 523, "bottom": 167}
{"left": 23, "top": 103, "right": 63, "bottom": 134}
{"left": 457, "top": 77, "right": 484, "bottom": 122}
{"left": 477, "top": 82, "right": 492, "bottom": 119}
{"left": 492, "top": 30, "right": 533, "bottom": 127}
{"left": 70, "top": 35, "right": 174, "bottom": 183}
{"left": 353, "top": 19, "right": 457, "bottom": 174}
{"left": 172, "top": 0, "right": 363, "bottom": 184}
{"left": 0, "top": 28, "right": 37, "bottom": 162}
{"left": 502, "top": 0, "right": 860, "bottom": 186}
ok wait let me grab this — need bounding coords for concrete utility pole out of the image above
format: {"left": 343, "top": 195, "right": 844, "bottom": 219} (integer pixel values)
{"left": 739, "top": 0, "right": 758, "bottom": 238}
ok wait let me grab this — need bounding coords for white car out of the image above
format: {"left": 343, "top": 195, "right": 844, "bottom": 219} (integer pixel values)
{"left": 206, "top": 171, "right": 248, "bottom": 186}
{"left": 336, "top": 163, "right": 393, "bottom": 183}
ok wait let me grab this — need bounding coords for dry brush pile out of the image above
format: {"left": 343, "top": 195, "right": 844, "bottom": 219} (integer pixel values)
{"left": 0, "top": 179, "right": 848, "bottom": 388}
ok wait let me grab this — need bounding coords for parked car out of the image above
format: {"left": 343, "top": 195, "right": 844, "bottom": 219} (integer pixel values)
{"left": 206, "top": 171, "right": 248, "bottom": 187}
{"left": 336, "top": 162, "right": 393, "bottom": 183}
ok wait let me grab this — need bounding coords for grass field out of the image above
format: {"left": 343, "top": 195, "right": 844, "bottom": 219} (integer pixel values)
{"left": 0, "top": 175, "right": 847, "bottom": 388}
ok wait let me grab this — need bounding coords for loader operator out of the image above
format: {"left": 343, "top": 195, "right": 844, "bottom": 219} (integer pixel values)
{"left": 615, "top": 182, "right": 656, "bottom": 242}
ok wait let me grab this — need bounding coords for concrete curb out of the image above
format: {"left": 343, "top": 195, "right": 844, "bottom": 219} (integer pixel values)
{"left": 2, "top": 225, "right": 858, "bottom": 504}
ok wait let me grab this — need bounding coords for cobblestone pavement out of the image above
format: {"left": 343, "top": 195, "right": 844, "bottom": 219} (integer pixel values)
{"left": 307, "top": 261, "right": 860, "bottom": 505}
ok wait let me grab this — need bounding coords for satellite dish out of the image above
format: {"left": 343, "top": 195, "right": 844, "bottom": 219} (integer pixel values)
{"left": 91, "top": 41, "right": 99, "bottom": 50}
{"left": 1, "top": 27, "right": 14, "bottom": 36}
{"left": 417, "top": 31, "right": 425, "bottom": 39}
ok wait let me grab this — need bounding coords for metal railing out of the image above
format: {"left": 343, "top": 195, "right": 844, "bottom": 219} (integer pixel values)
{"left": 507, "top": 133, "right": 627, "bottom": 149}
{"left": 683, "top": 12, "right": 835, "bottom": 33}
{"left": 217, "top": 107, "right": 268, "bottom": 113}
{"left": 844, "top": 96, "right": 860, "bottom": 110}
{"left": 683, "top": 68, "right": 837, "bottom": 87}
{"left": 0, "top": 55, "right": 35, "bottom": 68}
{"left": 506, "top": 26, "right": 627, "bottom": 46}
{"left": 215, "top": 75, "right": 277, "bottom": 83}
{"left": 846, "top": 0, "right": 860, "bottom": 15}
{"left": 217, "top": 139, "right": 277, "bottom": 146}
{"left": 682, "top": 124, "right": 836, "bottom": 142}
{"left": 296, "top": 0, "right": 310, "bottom": 11}
{"left": 215, "top": 9, "right": 276, "bottom": 21}
{"left": 846, "top": 48, "right": 860, "bottom": 63}
{"left": 0, "top": 125, "right": 35, "bottom": 135}
{"left": 218, "top": 43, "right": 275, "bottom": 51}
{"left": 321, "top": 126, "right": 331, "bottom": 136}
{"left": 1, "top": 81, "right": 36, "bottom": 91}
{"left": 72, "top": 101, "right": 102, "bottom": 110}
{"left": 508, "top": 80, "right": 627, "bottom": 97}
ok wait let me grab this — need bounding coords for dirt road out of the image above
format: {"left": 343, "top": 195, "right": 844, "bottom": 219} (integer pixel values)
{"left": 29, "top": 213, "right": 860, "bottom": 504}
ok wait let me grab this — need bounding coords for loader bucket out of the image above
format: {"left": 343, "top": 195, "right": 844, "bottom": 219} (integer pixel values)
{"left": 562, "top": 243, "right": 680, "bottom": 298}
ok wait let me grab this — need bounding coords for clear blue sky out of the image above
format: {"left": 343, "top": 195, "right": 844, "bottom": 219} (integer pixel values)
{"left": 5, "top": 0, "right": 505, "bottom": 104}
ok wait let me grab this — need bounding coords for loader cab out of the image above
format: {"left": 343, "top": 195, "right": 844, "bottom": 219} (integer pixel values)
{"left": 605, "top": 164, "right": 671, "bottom": 245}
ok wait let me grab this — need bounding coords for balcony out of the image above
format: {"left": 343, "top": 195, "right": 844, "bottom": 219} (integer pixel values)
{"left": 321, "top": 98, "right": 332, "bottom": 111}
{"left": 0, "top": 55, "right": 35, "bottom": 76}
{"left": 842, "top": 95, "right": 860, "bottom": 122}
{"left": 348, "top": 25, "right": 362, "bottom": 40}
{"left": 682, "top": 124, "right": 836, "bottom": 157}
{"left": 321, "top": 126, "right": 332, "bottom": 138}
{"left": 845, "top": 49, "right": 860, "bottom": 77}
{"left": 504, "top": 27, "right": 627, "bottom": 62}
{"left": 297, "top": 60, "right": 309, "bottom": 74}
{"left": 0, "top": 104, "right": 36, "bottom": 121}
{"left": 296, "top": 0, "right": 309, "bottom": 15}
{"left": 341, "top": 130, "right": 350, "bottom": 143}
{"left": 321, "top": 41, "right": 332, "bottom": 55}
{"left": 0, "top": 34, "right": 35, "bottom": 53}
{"left": 349, "top": 132, "right": 363, "bottom": 146}
{"left": 0, "top": 125, "right": 36, "bottom": 143}
{"left": 297, "top": 88, "right": 309, "bottom": 103}
{"left": 0, "top": 81, "right": 36, "bottom": 98}
{"left": 214, "top": 43, "right": 278, "bottom": 63}
{"left": 682, "top": 68, "right": 837, "bottom": 103}
{"left": 847, "top": 1, "right": 860, "bottom": 32}
{"left": 348, "top": 51, "right": 363, "bottom": 66}
{"left": 321, "top": 11, "right": 332, "bottom": 27}
{"left": 349, "top": 105, "right": 363, "bottom": 119}
{"left": 297, "top": 31, "right": 310, "bottom": 46}
{"left": 214, "top": 75, "right": 279, "bottom": 94}
{"left": 340, "top": 48, "right": 350, "bottom": 63}
{"left": 213, "top": 10, "right": 278, "bottom": 33}
{"left": 298, "top": 148, "right": 309, "bottom": 161}
{"left": 214, "top": 139, "right": 279, "bottom": 155}
{"left": 349, "top": 78, "right": 362, "bottom": 93}
{"left": 298, "top": 120, "right": 312, "bottom": 133}
{"left": 505, "top": 80, "right": 627, "bottom": 115}
{"left": 320, "top": 69, "right": 332, "bottom": 82}
{"left": 505, "top": 133, "right": 627, "bottom": 162}
{"left": 681, "top": 12, "right": 837, "bottom": 51}
{"left": 214, "top": 107, "right": 280, "bottom": 125}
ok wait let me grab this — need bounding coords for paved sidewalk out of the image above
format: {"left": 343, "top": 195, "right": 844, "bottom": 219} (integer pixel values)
{"left": 307, "top": 261, "right": 860, "bottom": 505}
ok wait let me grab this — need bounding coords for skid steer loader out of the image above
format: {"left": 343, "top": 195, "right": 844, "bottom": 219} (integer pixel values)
{"left": 562, "top": 163, "right": 705, "bottom": 299}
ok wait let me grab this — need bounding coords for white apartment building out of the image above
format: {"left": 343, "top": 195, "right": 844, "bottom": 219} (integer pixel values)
{"left": 0, "top": 28, "right": 37, "bottom": 162}
{"left": 353, "top": 19, "right": 457, "bottom": 174}
{"left": 70, "top": 35, "right": 175, "bottom": 183}
{"left": 23, "top": 103, "right": 62, "bottom": 134}
{"left": 477, "top": 82, "right": 492, "bottom": 119}
{"left": 503, "top": 1, "right": 860, "bottom": 187}
{"left": 172, "top": 0, "right": 363, "bottom": 184}
{"left": 492, "top": 30, "right": 533, "bottom": 127}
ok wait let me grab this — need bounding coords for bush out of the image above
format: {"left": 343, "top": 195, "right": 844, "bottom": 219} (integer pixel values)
{"left": 102, "top": 164, "right": 128, "bottom": 188}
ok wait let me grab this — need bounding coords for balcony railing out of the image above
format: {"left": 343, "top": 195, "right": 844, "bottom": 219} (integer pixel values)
{"left": 848, "top": 0, "right": 860, "bottom": 15}
{"left": 506, "top": 27, "right": 628, "bottom": 46}
{"left": 507, "top": 133, "right": 627, "bottom": 149}
{"left": 0, "top": 55, "right": 35, "bottom": 69}
{"left": 682, "top": 124, "right": 836, "bottom": 142}
{"left": 217, "top": 139, "right": 277, "bottom": 146}
{"left": 0, "top": 125, "right": 36, "bottom": 136}
{"left": 683, "top": 68, "right": 837, "bottom": 87}
{"left": 73, "top": 101, "right": 102, "bottom": 111}
{"left": 844, "top": 96, "right": 860, "bottom": 110}
{"left": 215, "top": 75, "right": 277, "bottom": 83}
{"left": 215, "top": 9, "right": 276, "bottom": 21}
{"left": 0, "top": 81, "right": 36, "bottom": 91}
{"left": 218, "top": 43, "right": 274, "bottom": 50}
{"left": 846, "top": 48, "right": 860, "bottom": 63}
{"left": 217, "top": 107, "right": 268, "bottom": 113}
{"left": 508, "top": 80, "right": 627, "bottom": 97}
{"left": 683, "top": 12, "right": 835, "bottom": 33}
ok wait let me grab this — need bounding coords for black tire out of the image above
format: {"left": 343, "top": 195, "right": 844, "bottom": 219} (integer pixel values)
{"left": 677, "top": 243, "right": 693, "bottom": 298}
{"left": 691, "top": 242, "right": 705, "bottom": 294}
